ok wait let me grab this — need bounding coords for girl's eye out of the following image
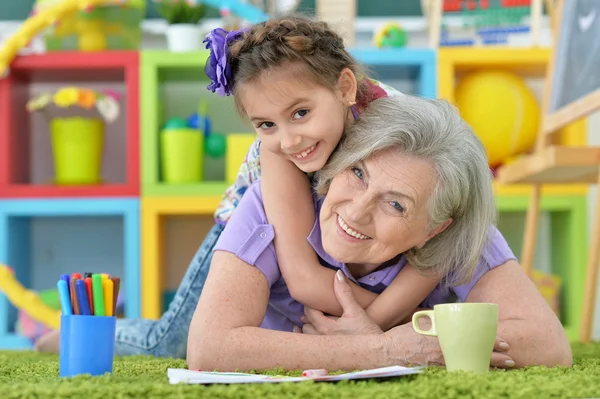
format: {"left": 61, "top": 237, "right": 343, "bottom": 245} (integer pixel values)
{"left": 390, "top": 201, "right": 405, "bottom": 213}
{"left": 293, "top": 109, "right": 309, "bottom": 120}
{"left": 257, "top": 121, "right": 275, "bottom": 130}
{"left": 351, "top": 166, "right": 364, "bottom": 180}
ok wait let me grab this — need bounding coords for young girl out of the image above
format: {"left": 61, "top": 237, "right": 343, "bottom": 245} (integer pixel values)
{"left": 205, "top": 16, "right": 442, "bottom": 331}
{"left": 36, "top": 16, "right": 441, "bottom": 357}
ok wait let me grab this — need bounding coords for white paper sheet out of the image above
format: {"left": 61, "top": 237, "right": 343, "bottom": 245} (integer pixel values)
{"left": 168, "top": 365, "right": 424, "bottom": 385}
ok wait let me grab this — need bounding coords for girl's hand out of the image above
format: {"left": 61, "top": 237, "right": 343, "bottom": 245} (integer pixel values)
{"left": 298, "top": 270, "right": 383, "bottom": 336}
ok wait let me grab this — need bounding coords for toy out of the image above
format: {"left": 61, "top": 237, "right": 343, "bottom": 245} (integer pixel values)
{"left": 33, "top": 0, "right": 144, "bottom": 52}
{"left": 163, "top": 117, "right": 188, "bottom": 130}
{"left": 205, "top": 133, "right": 227, "bottom": 158}
{"left": 27, "top": 86, "right": 121, "bottom": 185}
{"left": 0, "top": 0, "right": 136, "bottom": 78}
{"left": 373, "top": 22, "right": 407, "bottom": 48}
{"left": 454, "top": 70, "right": 539, "bottom": 168}
{"left": 422, "top": 0, "right": 543, "bottom": 47}
{"left": 0, "top": 264, "right": 61, "bottom": 329}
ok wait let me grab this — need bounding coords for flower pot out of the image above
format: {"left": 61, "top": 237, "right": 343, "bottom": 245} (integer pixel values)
{"left": 50, "top": 117, "right": 105, "bottom": 185}
{"left": 161, "top": 128, "right": 204, "bottom": 183}
{"left": 166, "top": 24, "right": 203, "bottom": 52}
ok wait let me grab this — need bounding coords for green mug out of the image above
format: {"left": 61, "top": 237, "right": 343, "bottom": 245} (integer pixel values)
{"left": 412, "top": 303, "right": 498, "bottom": 373}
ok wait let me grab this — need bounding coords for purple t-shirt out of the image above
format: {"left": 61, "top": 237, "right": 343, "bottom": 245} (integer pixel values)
{"left": 213, "top": 182, "right": 517, "bottom": 332}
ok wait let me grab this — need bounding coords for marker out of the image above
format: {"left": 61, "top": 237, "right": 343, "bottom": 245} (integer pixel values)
{"left": 103, "top": 278, "right": 114, "bottom": 317}
{"left": 84, "top": 272, "right": 92, "bottom": 279}
{"left": 302, "top": 369, "right": 328, "bottom": 377}
{"left": 59, "top": 274, "right": 70, "bottom": 303}
{"left": 84, "top": 277, "right": 94, "bottom": 315}
{"left": 110, "top": 276, "right": 120, "bottom": 316}
{"left": 70, "top": 278, "right": 80, "bottom": 315}
{"left": 57, "top": 280, "right": 72, "bottom": 315}
{"left": 92, "top": 274, "right": 105, "bottom": 316}
{"left": 76, "top": 279, "right": 91, "bottom": 316}
{"left": 71, "top": 273, "right": 82, "bottom": 280}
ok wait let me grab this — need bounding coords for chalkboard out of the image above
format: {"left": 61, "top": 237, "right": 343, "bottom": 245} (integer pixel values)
{"left": 549, "top": 0, "right": 600, "bottom": 113}
{"left": 0, "top": 0, "right": 427, "bottom": 21}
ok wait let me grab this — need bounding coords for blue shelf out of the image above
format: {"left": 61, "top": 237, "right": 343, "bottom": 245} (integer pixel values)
{"left": 0, "top": 198, "right": 140, "bottom": 349}
{"left": 351, "top": 48, "right": 437, "bottom": 98}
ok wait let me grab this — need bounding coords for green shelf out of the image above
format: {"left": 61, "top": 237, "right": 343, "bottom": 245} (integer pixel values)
{"left": 496, "top": 194, "right": 588, "bottom": 342}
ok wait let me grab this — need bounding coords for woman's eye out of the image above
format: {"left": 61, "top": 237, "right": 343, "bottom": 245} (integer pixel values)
{"left": 257, "top": 121, "right": 275, "bottom": 130}
{"left": 293, "top": 109, "right": 309, "bottom": 120}
{"left": 390, "top": 201, "right": 405, "bottom": 213}
{"left": 351, "top": 167, "right": 364, "bottom": 180}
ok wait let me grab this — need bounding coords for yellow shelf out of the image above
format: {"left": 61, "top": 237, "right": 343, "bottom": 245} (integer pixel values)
{"left": 141, "top": 197, "right": 220, "bottom": 319}
{"left": 439, "top": 47, "right": 588, "bottom": 195}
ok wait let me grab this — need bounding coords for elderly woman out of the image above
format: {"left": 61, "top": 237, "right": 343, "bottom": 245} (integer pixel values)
{"left": 187, "top": 95, "right": 572, "bottom": 372}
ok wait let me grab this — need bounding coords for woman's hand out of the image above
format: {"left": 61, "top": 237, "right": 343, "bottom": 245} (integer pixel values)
{"left": 298, "top": 270, "right": 383, "bottom": 336}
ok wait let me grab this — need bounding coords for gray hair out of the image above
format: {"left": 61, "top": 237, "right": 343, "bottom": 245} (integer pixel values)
{"left": 315, "top": 95, "right": 497, "bottom": 285}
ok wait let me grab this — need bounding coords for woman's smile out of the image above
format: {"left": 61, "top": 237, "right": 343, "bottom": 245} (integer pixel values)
{"left": 336, "top": 213, "right": 371, "bottom": 241}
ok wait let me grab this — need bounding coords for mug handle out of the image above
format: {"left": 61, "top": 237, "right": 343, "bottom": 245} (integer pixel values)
{"left": 412, "top": 310, "right": 437, "bottom": 336}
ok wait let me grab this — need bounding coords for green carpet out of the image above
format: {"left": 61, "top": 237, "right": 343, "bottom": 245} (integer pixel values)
{"left": 1, "top": 343, "right": 600, "bottom": 398}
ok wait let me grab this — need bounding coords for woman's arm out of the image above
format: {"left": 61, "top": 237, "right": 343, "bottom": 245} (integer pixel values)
{"left": 465, "top": 259, "right": 572, "bottom": 368}
{"left": 365, "top": 264, "right": 440, "bottom": 331}
{"left": 187, "top": 250, "right": 389, "bottom": 372}
{"left": 260, "top": 148, "right": 377, "bottom": 315}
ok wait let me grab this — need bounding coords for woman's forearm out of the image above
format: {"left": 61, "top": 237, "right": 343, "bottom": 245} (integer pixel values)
{"left": 188, "top": 326, "right": 390, "bottom": 372}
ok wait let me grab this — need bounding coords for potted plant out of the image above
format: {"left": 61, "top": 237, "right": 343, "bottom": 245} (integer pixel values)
{"left": 154, "top": 0, "right": 207, "bottom": 52}
{"left": 26, "top": 87, "right": 121, "bottom": 185}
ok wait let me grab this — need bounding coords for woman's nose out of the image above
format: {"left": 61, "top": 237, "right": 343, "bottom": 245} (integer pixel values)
{"left": 279, "top": 129, "right": 302, "bottom": 152}
{"left": 345, "top": 195, "right": 372, "bottom": 224}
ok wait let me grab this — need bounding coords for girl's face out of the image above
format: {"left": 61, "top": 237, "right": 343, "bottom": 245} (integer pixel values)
{"left": 238, "top": 65, "right": 356, "bottom": 173}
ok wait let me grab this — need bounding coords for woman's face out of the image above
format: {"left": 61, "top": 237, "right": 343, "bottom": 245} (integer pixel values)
{"left": 320, "top": 148, "right": 451, "bottom": 269}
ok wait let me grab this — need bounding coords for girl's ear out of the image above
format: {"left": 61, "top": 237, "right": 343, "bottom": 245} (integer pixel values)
{"left": 337, "top": 68, "right": 358, "bottom": 104}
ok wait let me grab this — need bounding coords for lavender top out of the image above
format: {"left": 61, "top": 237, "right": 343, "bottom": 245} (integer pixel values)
{"left": 214, "top": 182, "right": 517, "bottom": 332}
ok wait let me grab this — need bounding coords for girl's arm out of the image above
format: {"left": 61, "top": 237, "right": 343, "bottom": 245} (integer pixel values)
{"left": 365, "top": 264, "right": 441, "bottom": 331}
{"left": 260, "top": 149, "right": 377, "bottom": 315}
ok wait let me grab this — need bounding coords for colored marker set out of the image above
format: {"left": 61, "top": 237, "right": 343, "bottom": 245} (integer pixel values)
{"left": 57, "top": 273, "right": 120, "bottom": 317}
{"left": 58, "top": 272, "right": 119, "bottom": 378}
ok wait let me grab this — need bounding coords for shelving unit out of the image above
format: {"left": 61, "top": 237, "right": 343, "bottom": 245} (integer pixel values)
{"left": 0, "top": 198, "right": 140, "bottom": 349}
{"left": 438, "top": 47, "right": 589, "bottom": 341}
{"left": 0, "top": 51, "right": 140, "bottom": 198}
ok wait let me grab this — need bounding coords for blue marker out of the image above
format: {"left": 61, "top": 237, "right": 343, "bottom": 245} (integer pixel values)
{"left": 57, "top": 280, "right": 72, "bottom": 315}
{"left": 75, "top": 279, "right": 91, "bottom": 316}
{"left": 59, "top": 274, "right": 70, "bottom": 299}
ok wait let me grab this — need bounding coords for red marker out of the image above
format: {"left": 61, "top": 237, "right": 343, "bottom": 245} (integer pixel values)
{"left": 302, "top": 369, "right": 328, "bottom": 377}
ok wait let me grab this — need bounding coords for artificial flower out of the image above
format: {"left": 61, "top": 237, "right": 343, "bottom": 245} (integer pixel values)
{"left": 78, "top": 89, "right": 96, "bottom": 109}
{"left": 203, "top": 27, "right": 246, "bottom": 96}
{"left": 26, "top": 92, "right": 51, "bottom": 112}
{"left": 53, "top": 87, "right": 79, "bottom": 108}
{"left": 96, "top": 96, "right": 120, "bottom": 123}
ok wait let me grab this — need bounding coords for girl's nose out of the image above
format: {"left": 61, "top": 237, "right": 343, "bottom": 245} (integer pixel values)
{"left": 279, "top": 129, "right": 303, "bottom": 153}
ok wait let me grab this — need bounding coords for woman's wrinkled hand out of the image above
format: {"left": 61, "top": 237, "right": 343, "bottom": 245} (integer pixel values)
{"left": 297, "top": 270, "right": 383, "bottom": 336}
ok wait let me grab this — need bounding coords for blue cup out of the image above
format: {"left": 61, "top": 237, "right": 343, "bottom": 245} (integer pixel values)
{"left": 59, "top": 315, "right": 117, "bottom": 377}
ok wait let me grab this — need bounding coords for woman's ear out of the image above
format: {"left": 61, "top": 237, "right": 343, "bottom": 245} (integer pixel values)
{"left": 337, "top": 68, "right": 358, "bottom": 104}
{"left": 428, "top": 219, "right": 453, "bottom": 240}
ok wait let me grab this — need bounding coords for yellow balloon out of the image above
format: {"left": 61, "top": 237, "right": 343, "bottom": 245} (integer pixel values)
{"left": 455, "top": 70, "right": 540, "bottom": 167}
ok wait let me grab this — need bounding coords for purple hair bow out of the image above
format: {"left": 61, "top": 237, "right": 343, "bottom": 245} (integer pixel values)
{"left": 203, "top": 27, "right": 246, "bottom": 96}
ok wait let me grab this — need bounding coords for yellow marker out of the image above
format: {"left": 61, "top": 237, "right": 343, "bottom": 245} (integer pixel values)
{"left": 102, "top": 278, "right": 114, "bottom": 317}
